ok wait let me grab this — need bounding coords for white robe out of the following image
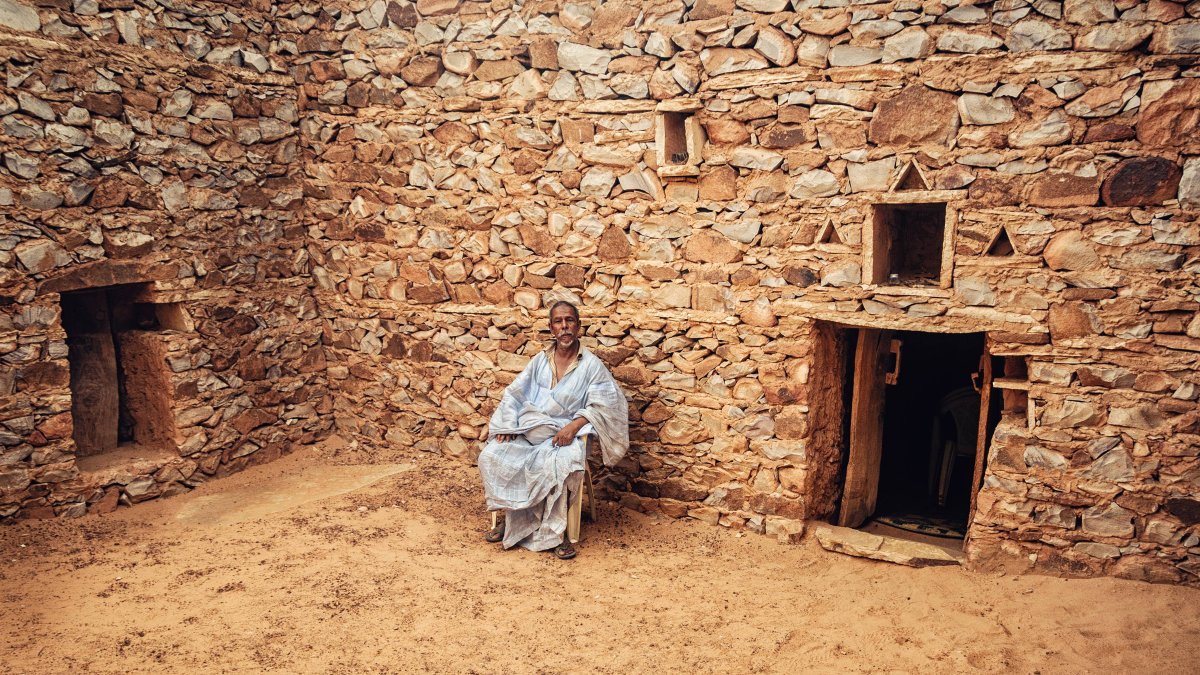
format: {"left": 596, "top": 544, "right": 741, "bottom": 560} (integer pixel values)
{"left": 478, "top": 347, "right": 629, "bottom": 551}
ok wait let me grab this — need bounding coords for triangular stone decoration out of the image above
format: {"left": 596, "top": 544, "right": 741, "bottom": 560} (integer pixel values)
{"left": 890, "top": 160, "right": 930, "bottom": 192}
{"left": 815, "top": 218, "right": 843, "bottom": 245}
{"left": 985, "top": 225, "right": 1016, "bottom": 256}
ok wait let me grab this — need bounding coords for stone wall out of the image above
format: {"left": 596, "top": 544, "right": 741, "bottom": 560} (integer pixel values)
{"left": 284, "top": 0, "right": 1200, "bottom": 584}
{"left": 2, "top": 0, "right": 1197, "bottom": 584}
{"left": 0, "top": 0, "right": 331, "bottom": 518}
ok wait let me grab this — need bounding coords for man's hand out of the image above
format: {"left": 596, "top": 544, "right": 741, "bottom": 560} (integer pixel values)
{"left": 552, "top": 418, "right": 587, "bottom": 447}
{"left": 496, "top": 433, "right": 516, "bottom": 443}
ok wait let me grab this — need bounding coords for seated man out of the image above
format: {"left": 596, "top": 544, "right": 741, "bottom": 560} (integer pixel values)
{"left": 478, "top": 300, "right": 629, "bottom": 560}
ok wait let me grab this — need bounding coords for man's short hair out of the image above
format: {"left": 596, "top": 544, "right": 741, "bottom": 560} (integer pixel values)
{"left": 548, "top": 300, "right": 579, "bottom": 321}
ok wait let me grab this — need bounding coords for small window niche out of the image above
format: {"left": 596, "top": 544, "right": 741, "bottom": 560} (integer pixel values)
{"left": 656, "top": 99, "right": 703, "bottom": 178}
{"left": 61, "top": 284, "right": 179, "bottom": 457}
{"left": 992, "top": 356, "right": 1032, "bottom": 429}
{"left": 863, "top": 160, "right": 963, "bottom": 289}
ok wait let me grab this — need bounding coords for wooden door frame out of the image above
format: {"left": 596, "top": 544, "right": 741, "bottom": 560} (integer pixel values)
{"left": 838, "top": 328, "right": 891, "bottom": 528}
{"left": 837, "top": 328, "right": 993, "bottom": 533}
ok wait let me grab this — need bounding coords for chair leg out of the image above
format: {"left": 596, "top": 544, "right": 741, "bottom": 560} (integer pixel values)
{"left": 938, "top": 440, "right": 955, "bottom": 507}
{"left": 585, "top": 465, "right": 596, "bottom": 523}
{"left": 566, "top": 474, "right": 584, "bottom": 544}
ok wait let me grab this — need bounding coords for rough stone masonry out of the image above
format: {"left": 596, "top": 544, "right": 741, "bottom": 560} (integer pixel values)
{"left": 0, "top": 0, "right": 1197, "bottom": 585}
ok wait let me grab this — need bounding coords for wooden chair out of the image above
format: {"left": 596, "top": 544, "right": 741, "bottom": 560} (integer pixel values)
{"left": 489, "top": 434, "right": 598, "bottom": 544}
{"left": 928, "top": 387, "right": 980, "bottom": 507}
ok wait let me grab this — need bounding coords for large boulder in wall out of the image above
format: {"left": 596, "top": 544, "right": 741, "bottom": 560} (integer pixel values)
{"left": 1137, "top": 79, "right": 1200, "bottom": 146}
{"left": 868, "top": 85, "right": 959, "bottom": 147}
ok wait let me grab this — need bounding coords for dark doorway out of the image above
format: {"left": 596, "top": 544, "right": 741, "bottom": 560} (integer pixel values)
{"left": 61, "top": 285, "right": 174, "bottom": 457}
{"left": 875, "top": 331, "right": 995, "bottom": 537}
{"left": 838, "top": 329, "right": 999, "bottom": 540}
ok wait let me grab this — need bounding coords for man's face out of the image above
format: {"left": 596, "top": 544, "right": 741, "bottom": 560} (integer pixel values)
{"left": 549, "top": 306, "right": 579, "bottom": 348}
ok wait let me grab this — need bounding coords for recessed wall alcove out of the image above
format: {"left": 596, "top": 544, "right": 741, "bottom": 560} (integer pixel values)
{"left": 59, "top": 283, "right": 178, "bottom": 458}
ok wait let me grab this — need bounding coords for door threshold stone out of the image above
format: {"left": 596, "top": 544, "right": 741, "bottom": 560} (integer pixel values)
{"left": 814, "top": 524, "right": 962, "bottom": 568}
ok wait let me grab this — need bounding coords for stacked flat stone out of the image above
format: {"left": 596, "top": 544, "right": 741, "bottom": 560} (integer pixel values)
{"left": 0, "top": 0, "right": 1197, "bottom": 584}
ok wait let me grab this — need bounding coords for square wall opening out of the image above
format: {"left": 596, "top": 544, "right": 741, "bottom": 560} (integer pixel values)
{"left": 61, "top": 284, "right": 177, "bottom": 457}
{"left": 868, "top": 202, "right": 948, "bottom": 286}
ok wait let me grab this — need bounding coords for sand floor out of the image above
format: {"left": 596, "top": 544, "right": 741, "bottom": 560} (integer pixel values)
{"left": 3, "top": 440, "right": 1198, "bottom": 674}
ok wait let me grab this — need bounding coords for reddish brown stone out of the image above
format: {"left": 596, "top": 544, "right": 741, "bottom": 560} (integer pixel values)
{"left": 400, "top": 57, "right": 443, "bottom": 86}
{"left": 1049, "top": 303, "right": 1094, "bottom": 340}
{"left": 1062, "top": 288, "right": 1116, "bottom": 301}
{"left": 703, "top": 119, "right": 750, "bottom": 145}
{"left": 598, "top": 225, "right": 632, "bottom": 261}
{"left": 432, "top": 121, "right": 476, "bottom": 145}
{"left": 297, "top": 33, "right": 341, "bottom": 53}
{"left": 346, "top": 82, "right": 372, "bottom": 108}
{"left": 690, "top": 0, "right": 734, "bottom": 20}
{"left": 698, "top": 165, "right": 737, "bottom": 201}
{"left": 90, "top": 487, "right": 121, "bottom": 515}
{"left": 89, "top": 179, "right": 128, "bottom": 208}
{"left": 1137, "top": 80, "right": 1200, "bottom": 147}
{"left": 868, "top": 85, "right": 959, "bottom": 147}
{"left": 1100, "top": 157, "right": 1182, "bottom": 206}
{"left": 121, "top": 89, "right": 158, "bottom": 113}
{"left": 81, "top": 92, "right": 123, "bottom": 117}
{"left": 1027, "top": 173, "right": 1100, "bottom": 208}
{"left": 555, "top": 263, "right": 586, "bottom": 288}
{"left": 386, "top": 0, "right": 418, "bottom": 27}
{"left": 761, "top": 125, "right": 812, "bottom": 149}
{"left": 408, "top": 282, "right": 450, "bottom": 304}
{"left": 517, "top": 224, "right": 556, "bottom": 256}
{"left": 473, "top": 59, "right": 524, "bottom": 82}
{"left": 968, "top": 172, "right": 1022, "bottom": 206}
{"left": 528, "top": 36, "right": 559, "bottom": 70}
{"left": 684, "top": 230, "right": 741, "bottom": 264}
{"left": 1084, "top": 121, "right": 1136, "bottom": 143}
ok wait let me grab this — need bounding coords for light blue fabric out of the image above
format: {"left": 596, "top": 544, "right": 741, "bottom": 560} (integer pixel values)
{"left": 478, "top": 348, "right": 629, "bottom": 551}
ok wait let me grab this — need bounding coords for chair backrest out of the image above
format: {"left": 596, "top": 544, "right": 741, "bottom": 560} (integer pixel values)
{"left": 939, "top": 387, "right": 979, "bottom": 451}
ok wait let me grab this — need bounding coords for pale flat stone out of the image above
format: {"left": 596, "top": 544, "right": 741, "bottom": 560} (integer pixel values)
{"left": 14, "top": 239, "right": 70, "bottom": 273}
{"left": 1009, "top": 109, "right": 1072, "bottom": 147}
{"left": 548, "top": 71, "right": 580, "bottom": 101}
{"left": 714, "top": 219, "right": 761, "bottom": 244}
{"left": 1077, "top": 23, "right": 1154, "bottom": 52}
{"left": 729, "top": 147, "right": 783, "bottom": 170}
{"left": 937, "top": 30, "right": 1003, "bottom": 53}
{"left": 442, "top": 51, "right": 477, "bottom": 75}
{"left": 850, "top": 19, "right": 903, "bottom": 40}
{"left": 754, "top": 25, "right": 795, "bottom": 66}
{"left": 1152, "top": 23, "right": 1200, "bottom": 54}
{"left": 790, "top": 170, "right": 840, "bottom": 198}
{"left": 700, "top": 48, "right": 769, "bottom": 75}
{"left": 1065, "top": 0, "right": 1116, "bottom": 25}
{"left": 579, "top": 167, "right": 616, "bottom": 196}
{"left": 828, "top": 45, "right": 882, "bottom": 67}
{"left": 1179, "top": 158, "right": 1200, "bottom": 207}
{"left": 847, "top": 157, "right": 895, "bottom": 192}
{"left": 1006, "top": 19, "right": 1072, "bottom": 51}
{"left": 0, "top": 0, "right": 40, "bottom": 32}
{"left": 820, "top": 260, "right": 861, "bottom": 287}
{"left": 958, "top": 94, "right": 1015, "bottom": 125}
{"left": 1081, "top": 503, "right": 1133, "bottom": 538}
{"left": 736, "top": 0, "right": 787, "bottom": 10}
{"left": 557, "top": 42, "right": 611, "bottom": 75}
{"left": 882, "top": 26, "right": 932, "bottom": 63}
{"left": 815, "top": 525, "right": 960, "bottom": 567}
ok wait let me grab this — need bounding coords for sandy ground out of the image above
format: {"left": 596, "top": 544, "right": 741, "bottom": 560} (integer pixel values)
{"left": 3, "top": 440, "right": 1199, "bottom": 674}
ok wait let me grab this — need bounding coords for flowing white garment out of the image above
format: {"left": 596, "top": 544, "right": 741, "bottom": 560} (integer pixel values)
{"left": 478, "top": 348, "right": 629, "bottom": 551}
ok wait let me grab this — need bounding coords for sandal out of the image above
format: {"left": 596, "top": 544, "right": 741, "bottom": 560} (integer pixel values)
{"left": 484, "top": 518, "right": 505, "bottom": 543}
{"left": 553, "top": 539, "right": 577, "bottom": 560}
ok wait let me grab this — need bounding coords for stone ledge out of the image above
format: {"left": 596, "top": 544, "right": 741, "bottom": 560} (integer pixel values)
{"left": 814, "top": 524, "right": 961, "bottom": 568}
